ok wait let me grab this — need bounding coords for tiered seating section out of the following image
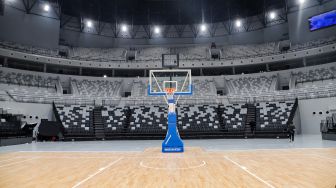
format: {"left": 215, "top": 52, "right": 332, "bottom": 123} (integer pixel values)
{"left": 220, "top": 104, "right": 247, "bottom": 132}
{"left": 228, "top": 76, "right": 274, "bottom": 94}
{"left": 0, "top": 71, "right": 58, "bottom": 88}
{"left": 321, "top": 113, "right": 336, "bottom": 133}
{"left": 74, "top": 79, "right": 122, "bottom": 97}
{"left": 102, "top": 106, "right": 126, "bottom": 133}
{"left": 177, "top": 46, "right": 209, "bottom": 60}
{"left": 295, "top": 67, "right": 336, "bottom": 83}
{"left": 69, "top": 47, "right": 125, "bottom": 61}
{"left": 56, "top": 105, "right": 94, "bottom": 137}
{"left": 256, "top": 102, "right": 294, "bottom": 132}
{"left": 129, "top": 106, "right": 167, "bottom": 133}
{"left": 0, "top": 108, "right": 27, "bottom": 139}
{"left": 177, "top": 105, "right": 219, "bottom": 131}
{"left": 221, "top": 43, "right": 277, "bottom": 59}
{"left": 0, "top": 40, "right": 59, "bottom": 57}
{"left": 136, "top": 47, "right": 169, "bottom": 61}
{"left": 2, "top": 36, "right": 335, "bottom": 62}
{"left": 54, "top": 101, "right": 296, "bottom": 139}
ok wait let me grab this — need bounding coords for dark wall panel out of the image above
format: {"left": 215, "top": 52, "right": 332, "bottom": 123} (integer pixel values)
{"left": 0, "top": 6, "right": 60, "bottom": 49}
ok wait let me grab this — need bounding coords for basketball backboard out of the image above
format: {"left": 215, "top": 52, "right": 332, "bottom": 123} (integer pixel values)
{"left": 148, "top": 69, "right": 192, "bottom": 96}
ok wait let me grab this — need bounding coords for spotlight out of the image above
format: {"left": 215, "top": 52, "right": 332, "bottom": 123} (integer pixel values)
{"left": 43, "top": 4, "right": 50, "bottom": 12}
{"left": 121, "top": 24, "right": 128, "bottom": 32}
{"left": 86, "top": 20, "right": 93, "bottom": 28}
{"left": 269, "top": 12, "right": 276, "bottom": 20}
{"left": 154, "top": 26, "right": 160, "bottom": 34}
{"left": 200, "top": 24, "right": 207, "bottom": 32}
{"left": 235, "top": 19, "right": 242, "bottom": 27}
{"left": 103, "top": 75, "right": 107, "bottom": 78}
{"left": 298, "top": 0, "right": 305, "bottom": 4}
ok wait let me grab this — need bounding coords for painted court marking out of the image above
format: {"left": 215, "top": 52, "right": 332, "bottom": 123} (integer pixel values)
{"left": 139, "top": 160, "right": 206, "bottom": 170}
{"left": 224, "top": 156, "right": 275, "bottom": 188}
{"left": 71, "top": 157, "right": 123, "bottom": 188}
{"left": 0, "top": 158, "right": 37, "bottom": 168}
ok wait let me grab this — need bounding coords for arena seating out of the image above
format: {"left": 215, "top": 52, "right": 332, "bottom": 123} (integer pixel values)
{"left": 227, "top": 76, "right": 275, "bottom": 94}
{"left": 256, "top": 101, "right": 294, "bottom": 132}
{"left": 321, "top": 113, "right": 336, "bottom": 133}
{"left": 177, "top": 46, "right": 209, "bottom": 60}
{"left": 136, "top": 47, "right": 169, "bottom": 61}
{"left": 129, "top": 106, "right": 167, "bottom": 133}
{"left": 101, "top": 106, "right": 126, "bottom": 133}
{"left": 130, "top": 80, "right": 146, "bottom": 97}
{"left": 1, "top": 36, "right": 336, "bottom": 62}
{"left": 69, "top": 47, "right": 126, "bottom": 61}
{"left": 6, "top": 85, "right": 57, "bottom": 102}
{"left": 0, "top": 70, "right": 58, "bottom": 88}
{"left": 0, "top": 40, "right": 59, "bottom": 57}
{"left": 295, "top": 67, "right": 336, "bottom": 83}
{"left": 221, "top": 42, "right": 277, "bottom": 59}
{"left": 177, "top": 105, "right": 220, "bottom": 132}
{"left": 55, "top": 105, "right": 95, "bottom": 137}
{"left": 0, "top": 109, "right": 25, "bottom": 138}
{"left": 290, "top": 36, "right": 336, "bottom": 51}
{"left": 50, "top": 101, "right": 297, "bottom": 139}
{"left": 219, "top": 104, "right": 248, "bottom": 132}
{"left": 73, "top": 79, "right": 122, "bottom": 97}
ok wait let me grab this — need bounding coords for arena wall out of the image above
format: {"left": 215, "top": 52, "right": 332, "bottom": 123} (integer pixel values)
{"left": 298, "top": 97, "right": 336, "bottom": 134}
{"left": 0, "top": 6, "right": 60, "bottom": 49}
{"left": 0, "top": 101, "right": 53, "bottom": 121}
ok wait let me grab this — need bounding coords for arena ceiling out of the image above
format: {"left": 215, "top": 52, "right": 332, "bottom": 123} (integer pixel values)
{"left": 59, "top": 0, "right": 285, "bottom": 25}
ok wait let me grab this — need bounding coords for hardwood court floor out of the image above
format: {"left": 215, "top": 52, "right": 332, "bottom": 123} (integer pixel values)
{"left": 0, "top": 147, "right": 336, "bottom": 188}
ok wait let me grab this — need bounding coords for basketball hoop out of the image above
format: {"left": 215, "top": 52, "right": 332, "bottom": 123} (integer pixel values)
{"left": 165, "top": 88, "right": 176, "bottom": 95}
{"left": 148, "top": 69, "right": 193, "bottom": 153}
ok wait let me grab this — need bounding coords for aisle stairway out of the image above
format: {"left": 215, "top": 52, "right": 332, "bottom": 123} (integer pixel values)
{"left": 244, "top": 104, "right": 256, "bottom": 137}
{"left": 93, "top": 107, "right": 105, "bottom": 139}
{"left": 123, "top": 107, "right": 132, "bottom": 132}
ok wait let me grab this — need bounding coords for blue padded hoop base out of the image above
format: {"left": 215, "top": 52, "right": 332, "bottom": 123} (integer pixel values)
{"left": 162, "top": 113, "right": 184, "bottom": 153}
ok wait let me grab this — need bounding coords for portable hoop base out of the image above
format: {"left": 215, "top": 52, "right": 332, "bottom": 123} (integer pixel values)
{"left": 148, "top": 69, "right": 192, "bottom": 153}
{"left": 162, "top": 111, "right": 184, "bottom": 153}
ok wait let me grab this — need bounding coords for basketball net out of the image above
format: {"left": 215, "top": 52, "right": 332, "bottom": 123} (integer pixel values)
{"left": 165, "top": 87, "right": 176, "bottom": 101}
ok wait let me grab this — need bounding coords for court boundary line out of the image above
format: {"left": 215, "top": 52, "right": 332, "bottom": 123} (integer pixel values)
{"left": 0, "top": 158, "right": 37, "bottom": 168}
{"left": 139, "top": 160, "right": 206, "bottom": 170}
{"left": 208, "top": 147, "right": 336, "bottom": 152}
{"left": 71, "top": 157, "right": 123, "bottom": 188}
{"left": 224, "top": 156, "right": 275, "bottom": 188}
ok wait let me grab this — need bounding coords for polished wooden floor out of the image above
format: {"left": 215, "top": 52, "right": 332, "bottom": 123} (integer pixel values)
{"left": 0, "top": 147, "right": 336, "bottom": 188}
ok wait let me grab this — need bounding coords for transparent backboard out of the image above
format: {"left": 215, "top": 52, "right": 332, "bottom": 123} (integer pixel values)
{"left": 148, "top": 69, "right": 192, "bottom": 96}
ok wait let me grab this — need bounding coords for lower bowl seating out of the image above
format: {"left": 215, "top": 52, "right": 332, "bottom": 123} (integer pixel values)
{"left": 177, "top": 105, "right": 220, "bottom": 132}
{"left": 256, "top": 101, "right": 294, "bottom": 132}
{"left": 56, "top": 105, "right": 94, "bottom": 137}
{"left": 129, "top": 106, "right": 167, "bottom": 133}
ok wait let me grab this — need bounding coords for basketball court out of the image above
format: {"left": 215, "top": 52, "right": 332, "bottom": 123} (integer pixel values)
{"left": 1, "top": 136, "right": 336, "bottom": 188}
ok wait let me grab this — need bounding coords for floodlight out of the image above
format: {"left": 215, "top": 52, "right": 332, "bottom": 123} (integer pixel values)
{"left": 235, "top": 19, "right": 242, "bottom": 27}
{"left": 200, "top": 24, "right": 207, "bottom": 32}
{"left": 43, "top": 4, "right": 50, "bottom": 12}
{"left": 154, "top": 26, "right": 160, "bottom": 34}
{"left": 103, "top": 75, "right": 107, "bottom": 78}
{"left": 86, "top": 20, "right": 93, "bottom": 28}
{"left": 121, "top": 24, "right": 128, "bottom": 32}
{"left": 269, "top": 12, "right": 276, "bottom": 20}
{"left": 298, "top": 0, "right": 305, "bottom": 4}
